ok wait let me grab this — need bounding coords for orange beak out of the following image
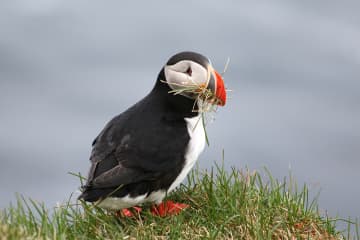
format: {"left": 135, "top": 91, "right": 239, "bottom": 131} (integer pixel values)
{"left": 213, "top": 70, "right": 226, "bottom": 106}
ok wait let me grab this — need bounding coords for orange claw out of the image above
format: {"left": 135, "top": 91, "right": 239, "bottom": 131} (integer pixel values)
{"left": 122, "top": 208, "right": 133, "bottom": 217}
{"left": 116, "top": 206, "right": 142, "bottom": 217}
{"left": 151, "top": 200, "right": 189, "bottom": 217}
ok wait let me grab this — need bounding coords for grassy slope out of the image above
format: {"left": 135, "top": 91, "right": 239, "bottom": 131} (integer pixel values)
{"left": 0, "top": 165, "right": 358, "bottom": 240}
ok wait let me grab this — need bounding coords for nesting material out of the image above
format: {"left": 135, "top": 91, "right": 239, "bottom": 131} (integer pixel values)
{"left": 164, "top": 81, "right": 220, "bottom": 112}
{"left": 162, "top": 58, "right": 231, "bottom": 145}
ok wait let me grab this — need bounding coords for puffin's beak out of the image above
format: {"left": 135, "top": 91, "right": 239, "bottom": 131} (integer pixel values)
{"left": 207, "top": 67, "right": 226, "bottom": 106}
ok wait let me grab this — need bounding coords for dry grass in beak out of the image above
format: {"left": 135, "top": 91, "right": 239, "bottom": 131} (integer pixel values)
{"left": 159, "top": 80, "right": 220, "bottom": 146}
{"left": 162, "top": 58, "right": 231, "bottom": 145}
{"left": 161, "top": 81, "right": 220, "bottom": 112}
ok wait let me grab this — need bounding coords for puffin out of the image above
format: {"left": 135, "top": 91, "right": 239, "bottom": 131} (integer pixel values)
{"left": 79, "top": 51, "right": 227, "bottom": 216}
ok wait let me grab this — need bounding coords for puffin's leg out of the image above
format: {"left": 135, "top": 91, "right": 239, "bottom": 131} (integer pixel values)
{"left": 151, "top": 200, "right": 189, "bottom": 217}
{"left": 115, "top": 206, "right": 142, "bottom": 217}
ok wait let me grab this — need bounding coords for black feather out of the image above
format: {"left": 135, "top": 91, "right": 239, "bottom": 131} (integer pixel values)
{"left": 79, "top": 68, "right": 198, "bottom": 202}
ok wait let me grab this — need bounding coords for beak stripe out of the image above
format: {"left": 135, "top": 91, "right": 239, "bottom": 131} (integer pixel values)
{"left": 214, "top": 70, "right": 226, "bottom": 106}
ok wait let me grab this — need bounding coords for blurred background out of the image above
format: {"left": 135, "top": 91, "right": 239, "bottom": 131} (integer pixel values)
{"left": 0, "top": 0, "right": 359, "bottom": 230}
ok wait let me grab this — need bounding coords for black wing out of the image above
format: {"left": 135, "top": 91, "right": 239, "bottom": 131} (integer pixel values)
{"left": 79, "top": 99, "right": 190, "bottom": 201}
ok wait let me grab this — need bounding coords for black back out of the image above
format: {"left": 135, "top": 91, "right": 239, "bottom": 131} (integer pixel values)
{"left": 79, "top": 69, "right": 198, "bottom": 201}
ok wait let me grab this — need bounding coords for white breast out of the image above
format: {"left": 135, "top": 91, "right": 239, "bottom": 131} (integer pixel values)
{"left": 95, "top": 115, "right": 206, "bottom": 210}
{"left": 167, "top": 114, "right": 206, "bottom": 193}
{"left": 97, "top": 190, "right": 166, "bottom": 210}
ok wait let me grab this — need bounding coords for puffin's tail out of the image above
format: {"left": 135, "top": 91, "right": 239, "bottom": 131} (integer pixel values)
{"left": 78, "top": 186, "right": 114, "bottom": 202}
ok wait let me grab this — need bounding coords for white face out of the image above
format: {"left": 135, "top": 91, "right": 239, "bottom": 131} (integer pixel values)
{"left": 164, "top": 60, "right": 210, "bottom": 99}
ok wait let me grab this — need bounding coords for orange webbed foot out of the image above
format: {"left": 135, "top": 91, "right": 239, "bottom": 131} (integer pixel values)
{"left": 115, "top": 206, "right": 142, "bottom": 217}
{"left": 151, "top": 200, "right": 189, "bottom": 217}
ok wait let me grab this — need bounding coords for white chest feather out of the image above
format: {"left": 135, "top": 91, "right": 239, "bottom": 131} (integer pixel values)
{"left": 96, "top": 115, "right": 206, "bottom": 210}
{"left": 97, "top": 190, "right": 166, "bottom": 210}
{"left": 168, "top": 115, "right": 206, "bottom": 192}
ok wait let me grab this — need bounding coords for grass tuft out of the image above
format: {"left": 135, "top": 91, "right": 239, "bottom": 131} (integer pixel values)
{"left": 161, "top": 59, "right": 231, "bottom": 146}
{"left": 1, "top": 164, "right": 358, "bottom": 239}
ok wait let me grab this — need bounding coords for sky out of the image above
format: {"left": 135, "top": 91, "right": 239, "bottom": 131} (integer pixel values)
{"left": 0, "top": 0, "right": 359, "bottom": 230}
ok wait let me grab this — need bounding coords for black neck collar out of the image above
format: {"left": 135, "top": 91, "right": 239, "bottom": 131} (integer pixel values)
{"left": 150, "top": 69, "right": 199, "bottom": 118}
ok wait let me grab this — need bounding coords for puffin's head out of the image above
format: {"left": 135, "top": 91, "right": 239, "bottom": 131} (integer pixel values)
{"left": 163, "top": 51, "right": 227, "bottom": 106}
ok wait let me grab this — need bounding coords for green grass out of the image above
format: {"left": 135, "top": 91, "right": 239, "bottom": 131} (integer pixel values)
{"left": 0, "top": 164, "right": 359, "bottom": 239}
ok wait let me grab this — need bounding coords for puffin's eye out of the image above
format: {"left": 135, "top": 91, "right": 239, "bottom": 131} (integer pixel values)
{"left": 185, "top": 67, "right": 192, "bottom": 76}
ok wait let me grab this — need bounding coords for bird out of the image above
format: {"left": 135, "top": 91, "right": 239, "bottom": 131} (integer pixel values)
{"left": 78, "top": 51, "right": 226, "bottom": 217}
